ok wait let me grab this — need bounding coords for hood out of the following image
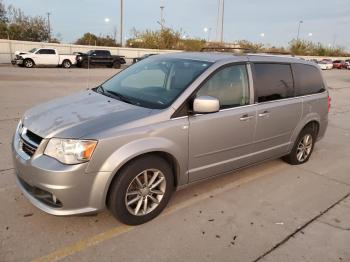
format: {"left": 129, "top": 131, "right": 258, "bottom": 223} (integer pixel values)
{"left": 15, "top": 51, "right": 30, "bottom": 56}
{"left": 23, "top": 91, "right": 153, "bottom": 139}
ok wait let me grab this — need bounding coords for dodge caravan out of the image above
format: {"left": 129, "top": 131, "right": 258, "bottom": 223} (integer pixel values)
{"left": 12, "top": 52, "right": 329, "bottom": 225}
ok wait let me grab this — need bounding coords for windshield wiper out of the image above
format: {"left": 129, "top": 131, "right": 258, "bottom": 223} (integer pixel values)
{"left": 105, "top": 90, "right": 139, "bottom": 105}
{"left": 95, "top": 85, "right": 139, "bottom": 106}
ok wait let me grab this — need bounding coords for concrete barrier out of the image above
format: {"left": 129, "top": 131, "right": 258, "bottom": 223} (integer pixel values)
{"left": 0, "top": 39, "right": 181, "bottom": 64}
{"left": 0, "top": 39, "right": 349, "bottom": 64}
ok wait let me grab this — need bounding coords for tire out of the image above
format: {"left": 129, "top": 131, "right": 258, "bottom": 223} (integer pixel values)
{"left": 82, "top": 60, "right": 89, "bottom": 68}
{"left": 113, "top": 62, "right": 121, "bottom": 69}
{"left": 62, "top": 60, "right": 72, "bottom": 68}
{"left": 108, "top": 155, "right": 174, "bottom": 225}
{"left": 24, "top": 59, "right": 34, "bottom": 68}
{"left": 283, "top": 125, "right": 316, "bottom": 165}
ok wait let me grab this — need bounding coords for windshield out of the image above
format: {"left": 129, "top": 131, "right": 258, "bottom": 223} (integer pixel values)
{"left": 99, "top": 57, "right": 212, "bottom": 109}
{"left": 28, "top": 48, "right": 37, "bottom": 53}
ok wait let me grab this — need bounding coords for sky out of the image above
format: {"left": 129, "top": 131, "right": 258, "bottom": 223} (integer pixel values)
{"left": 3, "top": 0, "right": 349, "bottom": 49}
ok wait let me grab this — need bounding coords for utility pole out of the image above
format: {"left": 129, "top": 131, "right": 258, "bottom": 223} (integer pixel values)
{"left": 120, "top": 0, "right": 123, "bottom": 46}
{"left": 47, "top": 12, "right": 51, "bottom": 42}
{"left": 160, "top": 4, "right": 165, "bottom": 29}
{"left": 220, "top": 0, "right": 224, "bottom": 43}
{"left": 296, "top": 20, "right": 303, "bottom": 41}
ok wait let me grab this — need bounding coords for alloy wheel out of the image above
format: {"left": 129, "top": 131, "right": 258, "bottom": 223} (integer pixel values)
{"left": 296, "top": 134, "right": 313, "bottom": 162}
{"left": 125, "top": 169, "right": 166, "bottom": 216}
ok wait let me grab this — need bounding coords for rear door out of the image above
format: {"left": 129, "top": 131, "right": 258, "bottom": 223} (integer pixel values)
{"left": 188, "top": 63, "right": 257, "bottom": 182}
{"left": 251, "top": 63, "right": 302, "bottom": 162}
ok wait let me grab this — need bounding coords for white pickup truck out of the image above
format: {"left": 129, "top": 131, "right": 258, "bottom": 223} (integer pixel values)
{"left": 11, "top": 48, "right": 77, "bottom": 68}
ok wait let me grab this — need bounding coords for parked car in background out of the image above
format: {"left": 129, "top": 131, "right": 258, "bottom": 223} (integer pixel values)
{"left": 132, "top": 53, "right": 157, "bottom": 64}
{"left": 76, "top": 50, "right": 126, "bottom": 68}
{"left": 344, "top": 60, "right": 350, "bottom": 69}
{"left": 332, "top": 60, "right": 347, "bottom": 69}
{"left": 11, "top": 48, "right": 77, "bottom": 68}
{"left": 318, "top": 60, "right": 333, "bottom": 70}
{"left": 12, "top": 53, "right": 329, "bottom": 225}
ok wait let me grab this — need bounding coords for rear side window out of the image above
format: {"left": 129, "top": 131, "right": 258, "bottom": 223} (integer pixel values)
{"left": 253, "top": 63, "right": 294, "bottom": 103}
{"left": 293, "top": 64, "right": 325, "bottom": 96}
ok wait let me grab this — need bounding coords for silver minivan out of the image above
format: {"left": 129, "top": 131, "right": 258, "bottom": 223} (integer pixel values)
{"left": 12, "top": 52, "right": 329, "bottom": 225}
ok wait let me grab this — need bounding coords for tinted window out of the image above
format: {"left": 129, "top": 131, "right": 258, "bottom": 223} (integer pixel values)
{"left": 253, "top": 63, "right": 294, "bottom": 102}
{"left": 293, "top": 64, "right": 325, "bottom": 96}
{"left": 197, "top": 64, "right": 249, "bottom": 109}
{"left": 96, "top": 50, "right": 110, "bottom": 56}
{"left": 38, "top": 49, "right": 55, "bottom": 54}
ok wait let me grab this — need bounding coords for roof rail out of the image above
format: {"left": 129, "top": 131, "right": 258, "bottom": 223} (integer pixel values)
{"left": 200, "top": 47, "right": 252, "bottom": 53}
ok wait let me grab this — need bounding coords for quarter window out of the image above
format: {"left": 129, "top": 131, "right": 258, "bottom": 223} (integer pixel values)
{"left": 253, "top": 63, "right": 294, "bottom": 102}
{"left": 196, "top": 64, "right": 249, "bottom": 109}
{"left": 293, "top": 64, "right": 325, "bottom": 96}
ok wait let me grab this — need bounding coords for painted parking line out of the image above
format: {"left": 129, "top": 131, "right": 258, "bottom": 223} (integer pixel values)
{"left": 32, "top": 164, "right": 283, "bottom": 262}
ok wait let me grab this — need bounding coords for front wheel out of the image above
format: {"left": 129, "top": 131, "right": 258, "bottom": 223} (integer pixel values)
{"left": 283, "top": 125, "right": 316, "bottom": 165}
{"left": 108, "top": 155, "right": 174, "bottom": 225}
{"left": 23, "top": 59, "right": 34, "bottom": 68}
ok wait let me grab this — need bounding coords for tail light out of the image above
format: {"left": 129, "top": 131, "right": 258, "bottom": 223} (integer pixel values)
{"left": 328, "top": 95, "right": 331, "bottom": 112}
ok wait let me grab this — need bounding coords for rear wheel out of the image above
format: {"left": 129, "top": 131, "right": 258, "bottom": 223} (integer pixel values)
{"left": 108, "top": 155, "right": 174, "bottom": 225}
{"left": 24, "top": 59, "right": 34, "bottom": 68}
{"left": 283, "top": 125, "right": 316, "bottom": 165}
{"left": 62, "top": 60, "right": 72, "bottom": 68}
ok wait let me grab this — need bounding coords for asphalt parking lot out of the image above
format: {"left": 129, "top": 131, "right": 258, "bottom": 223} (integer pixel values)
{"left": 0, "top": 66, "right": 350, "bottom": 262}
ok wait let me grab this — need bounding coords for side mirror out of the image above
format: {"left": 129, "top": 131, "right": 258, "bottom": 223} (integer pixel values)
{"left": 193, "top": 96, "right": 220, "bottom": 114}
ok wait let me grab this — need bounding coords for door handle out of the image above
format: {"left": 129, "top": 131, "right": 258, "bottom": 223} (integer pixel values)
{"left": 240, "top": 114, "right": 254, "bottom": 121}
{"left": 258, "top": 111, "right": 270, "bottom": 118}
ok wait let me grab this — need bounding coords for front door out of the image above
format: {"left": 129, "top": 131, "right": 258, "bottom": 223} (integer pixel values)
{"left": 35, "top": 49, "right": 57, "bottom": 65}
{"left": 188, "top": 64, "right": 256, "bottom": 182}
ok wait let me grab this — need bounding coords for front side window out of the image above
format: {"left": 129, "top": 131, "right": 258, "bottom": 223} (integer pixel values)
{"left": 196, "top": 64, "right": 249, "bottom": 109}
{"left": 100, "top": 57, "right": 212, "bottom": 109}
{"left": 37, "top": 49, "right": 55, "bottom": 55}
{"left": 253, "top": 63, "right": 294, "bottom": 102}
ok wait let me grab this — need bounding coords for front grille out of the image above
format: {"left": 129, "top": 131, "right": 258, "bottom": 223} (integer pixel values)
{"left": 19, "top": 126, "right": 43, "bottom": 157}
{"left": 18, "top": 176, "right": 63, "bottom": 208}
{"left": 21, "top": 140, "right": 37, "bottom": 156}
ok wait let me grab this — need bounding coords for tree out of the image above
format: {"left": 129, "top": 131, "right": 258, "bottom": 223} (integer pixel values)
{"left": 126, "top": 28, "right": 205, "bottom": 51}
{"left": 0, "top": 0, "right": 7, "bottom": 23}
{"left": 75, "top": 32, "right": 119, "bottom": 47}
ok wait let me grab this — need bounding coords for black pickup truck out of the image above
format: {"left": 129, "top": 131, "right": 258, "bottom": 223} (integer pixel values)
{"left": 76, "top": 50, "right": 126, "bottom": 68}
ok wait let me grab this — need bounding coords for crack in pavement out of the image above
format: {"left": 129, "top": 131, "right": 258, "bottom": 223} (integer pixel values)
{"left": 296, "top": 166, "right": 350, "bottom": 187}
{"left": 252, "top": 192, "right": 350, "bottom": 262}
{"left": 318, "top": 220, "right": 350, "bottom": 231}
{"left": 0, "top": 168, "right": 14, "bottom": 173}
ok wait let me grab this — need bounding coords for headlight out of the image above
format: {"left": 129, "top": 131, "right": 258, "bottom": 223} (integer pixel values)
{"left": 44, "top": 138, "right": 97, "bottom": 164}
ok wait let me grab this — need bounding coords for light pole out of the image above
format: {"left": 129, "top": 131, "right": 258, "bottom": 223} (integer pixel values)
{"left": 203, "top": 27, "right": 212, "bottom": 42}
{"left": 47, "top": 12, "right": 51, "bottom": 42}
{"left": 220, "top": 0, "right": 225, "bottom": 43}
{"left": 296, "top": 20, "right": 303, "bottom": 41}
{"left": 120, "top": 0, "right": 123, "bottom": 46}
{"left": 160, "top": 0, "right": 165, "bottom": 30}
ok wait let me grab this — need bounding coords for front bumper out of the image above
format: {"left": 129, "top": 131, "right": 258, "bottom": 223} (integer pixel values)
{"left": 12, "top": 133, "right": 112, "bottom": 216}
{"left": 11, "top": 59, "right": 24, "bottom": 65}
